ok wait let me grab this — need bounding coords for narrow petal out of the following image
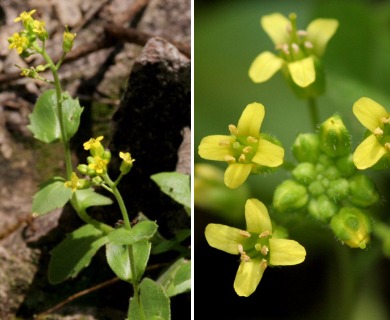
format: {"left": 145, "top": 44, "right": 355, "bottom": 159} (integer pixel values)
{"left": 237, "top": 103, "right": 265, "bottom": 137}
{"left": 249, "top": 52, "right": 284, "bottom": 83}
{"left": 269, "top": 239, "right": 306, "bottom": 265}
{"left": 288, "top": 57, "right": 315, "bottom": 87}
{"left": 198, "top": 135, "right": 233, "bottom": 161}
{"left": 245, "top": 199, "right": 272, "bottom": 233}
{"left": 205, "top": 224, "right": 243, "bottom": 254}
{"left": 307, "top": 18, "right": 339, "bottom": 56}
{"left": 224, "top": 163, "right": 252, "bottom": 189}
{"left": 234, "top": 260, "right": 265, "bottom": 297}
{"left": 353, "top": 97, "right": 389, "bottom": 132}
{"left": 252, "top": 139, "right": 284, "bottom": 167}
{"left": 261, "top": 13, "right": 290, "bottom": 45}
{"left": 353, "top": 135, "right": 387, "bottom": 170}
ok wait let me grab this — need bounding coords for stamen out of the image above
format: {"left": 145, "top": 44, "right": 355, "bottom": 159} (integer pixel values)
{"left": 238, "top": 244, "right": 245, "bottom": 254}
{"left": 304, "top": 41, "right": 313, "bottom": 49}
{"left": 247, "top": 136, "right": 258, "bottom": 144}
{"left": 229, "top": 124, "right": 238, "bottom": 135}
{"left": 260, "top": 259, "right": 268, "bottom": 270}
{"left": 238, "top": 154, "right": 246, "bottom": 162}
{"left": 374, "top": 127, "right": 384, "bottom": 136}
{"left": 381, "top": 117, "right": 390, "bottom": 124}
{"left": 219, "top": 140, "right": 231, "bottom": 146}
{"left": 259, "top": 230, "right": 272, "bottom": 238}
{"left": 224, "top": 155, "right": 236, "bottom": 163}
{"left": 243, "top": 146, "right": 253, "bottom": 154}
{"left": 241, "top": 254, "right": 251, "bottom": 262}
{"left": 239, "top": 230, "right": 251, "bottom": 238}
{"left": 291, "top": 43, "right": 299, "bottom": 53}
{"left": 282, "top": 43, "right": 290, "bottom": 55}
{"left": 261, "top": 245, "right": 269, "bottom": 256}
{"left": 297, "top": 30, "right": 308, "bottom": 37}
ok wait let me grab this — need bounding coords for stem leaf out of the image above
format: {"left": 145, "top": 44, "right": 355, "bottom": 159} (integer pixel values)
{"left": 32, "top": 177, "right": 72, "bottom": 216}
{"left": 107, "top": 221, "right": 158, "bottom": 245}
{"left": 48, "top": 224, "right": 108, "bottom": 284}
{"left": 73, "top": 188, "right": 113, "bottom": 212}
{"left": 157, "top": 258, "right": 191, "bottom": 297}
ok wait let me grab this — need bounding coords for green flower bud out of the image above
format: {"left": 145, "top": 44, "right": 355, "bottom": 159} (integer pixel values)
{"left": 102, "top": 150, "right": 112, "bottom": 161}
{"left": 323, "top": 166, "right": 340, "bottom": 180}
{"left": 273, "top": 180, "right": 308, "bottom": 213}
{"left": 292, "top": 162, "right": 316, "bottom": 185}
{"left": 348, "top": 174, "right": 379, "bottom": 208}
{"left": 63, "top": 29, "right": 76, "bottom": 53}
{"left": 336, "top": 155, "right": 357, "bottom": 177}
{"left": 77, "top": 164, "right": 89, "bottom": 175}
{"left": 292, "top": 133, "right": 320, "bottom": 163}
{"left": 330, "top": 207, "right": 371, "bottom": 249}
{"left": 319, "top": 114, "right": 351, "bottom": 158}
{"left": 327, "top": 178, "right": 349, "bottom": 201}
{"left": 91, "top": 176, "right": 103, "bottom": 185}
{"left": 308, "top": 195, "right": 337, "bottom": 222}
{"left": 308, "top": 180, "right": 325, "bottom": 197}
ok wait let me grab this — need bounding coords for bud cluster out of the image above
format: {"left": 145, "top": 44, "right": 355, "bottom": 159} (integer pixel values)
{"left": 273, "top": 114, "right": 379, "bottom": 249}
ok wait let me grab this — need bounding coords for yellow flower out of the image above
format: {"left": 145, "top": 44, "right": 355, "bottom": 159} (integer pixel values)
{"left": 63, "top": 29, "right": 76, "bottom": 53}
{"left": 88, "top": 156, "right": 109, "bottom": 175}
{"left": 198, "top": 102, "right": 284, "bottom": 189}
{"left": 352, "top": 97, "right": 390, "bottom": 169}
{"left": 205, "top": 199, "right": 306, "bottom": 297}
{"left": 119, "top": 151, "right": 135, "bottom": 174}
{"left": 64, "top": 172, "right": 81, "bottom": 192}
{"left": 249, "top": 13, "right": 338, "bottom": 88}
{"left": 83, "top": 136, "right": 104, "bottom": 156}
{"left": 14, "top": 9, "right": 36, "bottom": 24}
{"left": 32, "top": 20, "right": 47, "bottom": 39}
{"left": 8, "top": 32, "right": 30, "bottom": 54}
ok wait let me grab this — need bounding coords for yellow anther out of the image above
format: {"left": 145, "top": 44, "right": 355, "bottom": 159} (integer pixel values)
{"left": 238, "top": 244, "right": 245, "bottom": 255}
{"left": 261, "top": 245, "right": 269, "bottom": 256}
{"left": 219, "top": 140, "right": 231, "bottom": 147}
{"left": 381, "top": 117, "right": 390, "bottom": 124}
{"left": 247, "top": 136, "right": 258, "bottom": 144}
{"left": 242, "top": 146, "right": 253, "bottom": 154}
{"left": 304, "top": 41, "right": 313, "bottom": 49}
{"left": 239, "top": 230, "right": 251, "bottom": 238}
{"left": 259, "top": 230, "right": 272, "bottom": 238}
{"left": 229, "top": 124, "right": 238, "bottom": 135}
{"left": 238, "top": 154, "right": 246, "bottom": 162}
{"left": 260, "top": 259, "right": 268, "bottom": 270}
{"left": 291, "top": 43, "right": 299, "bottom": 53}
{"left": 297, "top": 30, "right": 308, "bottom": 37}
{"left": 224, "top": 155, "right": 236, "bottom": 163}
{"left": 374, "top": 127, "right": 384, "bottom": 136}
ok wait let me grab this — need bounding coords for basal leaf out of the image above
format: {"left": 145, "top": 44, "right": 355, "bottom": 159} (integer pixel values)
{"left": 48, "top": 224, "right": 108, "bottom": 284}
{"left": 32, "top": 177, "right": 72, "bottom": 216}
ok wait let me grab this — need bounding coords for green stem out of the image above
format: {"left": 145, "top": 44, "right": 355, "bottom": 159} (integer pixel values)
{"left": 102, "top": 173, "right": 141, "bottom": 310}
{"left": 307, "top": 98, "right": 320, "bottom": 130}
{"left": 41, "top": 49, "right": 73, "bottom": 179}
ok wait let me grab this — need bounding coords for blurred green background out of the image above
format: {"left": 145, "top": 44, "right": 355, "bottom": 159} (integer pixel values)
{"left": 195, "top": 0, "right": 390, "bottom": 319}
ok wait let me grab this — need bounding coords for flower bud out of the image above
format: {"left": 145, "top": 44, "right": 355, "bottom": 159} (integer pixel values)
{"left": 308, "top": 195, "right": 337, "bottom": 222}
{"left": 348, "top": 174, "right": 379, "bottom": 208}
{"left": 308, "top": 180, "right": 325, "bottom": 197}
{"left": 273, "top": 180, "right": 308, "bottom": 213}
{"left": 91, "top": 176, "right": 103, "bottom": 185}
{"left": 63, "top": 28, "right": 76, "bottom": 53}
{"left": 292, "top": 162, "right": 316, "bottom": 185}
{"left": 292, "top": 133, "right": 320, "bottom": 163}
{"left": 327, "top": 178, "right": 349, "bottom": 201}
{"left": 77, "top": 164, "right": 89, "bottom": 175}
{"left": 336, "top": 155, "right": 357, "bottom": 177}
{"left": 330, "top": 207, "right": 371, "bottom": 249}
{"left": 319, "top": 114, "right": 351, "bottom": 158}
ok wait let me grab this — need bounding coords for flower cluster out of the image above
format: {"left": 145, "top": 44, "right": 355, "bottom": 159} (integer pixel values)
{"left": 273, "top": 115, "right": 379, "bottom": 249}
{"left": 198, "top": 102, "right": 284, "bottom": 189}
{"left": 249, "top": 13, "right": 338, "bottom": 98}
{"left": 205, "top": 198, "right": 306, "bottom": 297}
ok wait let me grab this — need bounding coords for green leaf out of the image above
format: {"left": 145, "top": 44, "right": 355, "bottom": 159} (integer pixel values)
{"left": 151, "top": 229, "right": 191, "bottom": 255}
{"left": 27, "top": 89, "right": 83, "bottom": 143}
{"left": 140, "top": 278, "right": 171, "bottom": 320}
{"left": 48, "top": 224, "right": 108, "bottom": 284}
{"left": 157, "top": 258, "right": 191, "bottom": 297}
{"left": 32, "top": 177, "right": 72, "bottom": 216}
{"left": 107, "top": 221, "right": 158, "bottom": 245}
{"left": 106, "top": 240, "right": 151, "bottom": 282}
{"left": 73, "top": 188, "right": 113, "bottom": 212}
{"left": 127, "top": 296, "right": 141, "bottom": 320}
{"left": 151, "top": 172, "right": 190, "bottom": 215}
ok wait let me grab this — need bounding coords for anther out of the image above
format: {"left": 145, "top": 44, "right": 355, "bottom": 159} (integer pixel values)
{"left": 282, "top": 43, "right": 290, "bottom": 55}
{"left": 238, "top": 244, "right": 245, "bottom": 255}
{"left": 229, "top": 124, "right": 238, "bottom": 135}
{"left": 261, "top": 245, "right": 269, "bottom": 256}
{"left": 297, "top": 30, "right": 308, "bottom": 37}
{"left": 247, "top": 136, "right": 258, "bottom": 144}
{"left": 259, "top": 230, "right": 272, "bottom": 238}
{"left": 238, "top": 154, "right": 246, "bottom": 162}
{"left": 224, "top": 155, "right": 236, "bottom": 163}
{"left": 381, "top": 117, "right": 390, "bottom": 124}
{"left": 304, "top": 41, "right": 313, "bottom": 49}
{"left": 260, "top": 259, "right": 268, "bottom": 270}
{"left": 239, "top": 230, "right": 251, "bottom": 238}
{"left": 241, "top": 254, "right": 251, "bottom": 262}
{"left": 374, "top": 127, "right": 384, "bottom": 136}
{"left": 243, "top": 146, "right": 253, "bottom": 154}
{"left": 219, "top": 140, "right": 231, "bottom": 147}
{"left": 291, "top": 43, "right": 299, "bottom": 53}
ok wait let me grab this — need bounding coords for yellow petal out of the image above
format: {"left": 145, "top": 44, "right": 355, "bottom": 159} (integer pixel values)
{"left": 205, "top": 224, "right": 243, "bottom": 254}
{"left": 224, "top": 163, "right": 252, "bottom": 189}
{"left": 234, "top": 260, "right": 265, "bottom": 297}
{"left": 353, "top": 135, "right": 387, "bottom": 170}
{"left": 307, "top": 18, "right": 339, "bottom": 57}
{"left": 261, "top": 13, "right": 290, "bottom": 45}
{"left": 249, "top": 51, "right": 284, "bottom": 83}
{"left": 269, "top": 239, "right": 306, "bottom": 265}
{"left": 353, "top": 97, "right": 389, "bottom": 133}
{"left": 252, "top": 139, "right": 284, "bottom": 167}
{"left": 288, "top": 57, "right": 315, "bottom": 87}
{"left": 198, "top": 135, "right": 233, "bottom": 161}
{"left": 245, "top": 199, "right": 272, "bottom": 234}
{"left": 237, "top": 103, "right": 265, "bottom": 137}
